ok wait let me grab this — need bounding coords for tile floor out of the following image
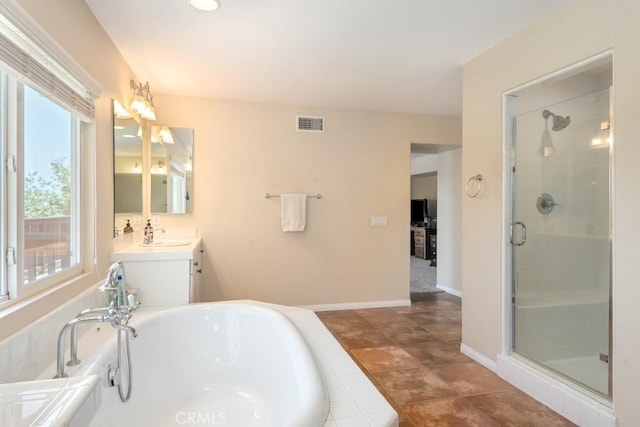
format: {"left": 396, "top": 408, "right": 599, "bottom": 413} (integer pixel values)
{"left": 318, "top": 292, "right": 576, "bottom": 427}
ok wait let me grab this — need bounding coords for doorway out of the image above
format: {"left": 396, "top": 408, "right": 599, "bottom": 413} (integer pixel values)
{"left": 410, "top": 171, "right": 438, "bottom": 293}
{"left": 410, "top": 145, "right": 462, "bottom": 298}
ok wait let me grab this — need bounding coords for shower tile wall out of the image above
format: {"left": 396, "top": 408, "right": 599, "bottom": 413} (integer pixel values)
{"left": 514, "top": 89, "right": 610, "bottom": 297}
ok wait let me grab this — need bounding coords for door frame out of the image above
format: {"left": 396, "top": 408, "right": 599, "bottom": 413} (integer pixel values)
{"left": 500, "top": 51, "right": 614, "bottom": 400}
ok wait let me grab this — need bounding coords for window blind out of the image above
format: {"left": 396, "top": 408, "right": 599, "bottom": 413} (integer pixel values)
{"left": 0, "top": 31, "right": 95, "bottom": 122}
{"left": 0, "top": 1, "right": 101, "bottom": 122}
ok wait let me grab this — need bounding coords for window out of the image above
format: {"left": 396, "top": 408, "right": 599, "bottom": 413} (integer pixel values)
{"left": 0, "top": 2, "right": 100, "bottom": 311}
{"left": 1, "top": 76, "right": 82, "bottom": 302}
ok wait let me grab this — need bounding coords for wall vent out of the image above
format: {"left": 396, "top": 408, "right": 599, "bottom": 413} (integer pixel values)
{"left": 296, "top": 115, "right": 325, "bottom": 132}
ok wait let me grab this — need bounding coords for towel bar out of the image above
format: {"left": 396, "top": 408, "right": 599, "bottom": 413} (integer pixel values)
{"left": 265, "top": 193, "right": 322, "bottom": 199}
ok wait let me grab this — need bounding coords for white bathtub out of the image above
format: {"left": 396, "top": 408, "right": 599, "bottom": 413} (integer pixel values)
{"left": 78, "top": 302, "right": 329, "bottom": 426}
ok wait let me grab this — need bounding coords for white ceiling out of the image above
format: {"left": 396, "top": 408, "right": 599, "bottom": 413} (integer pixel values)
{"left": 86, "top": 0, "right": 566, "bottom": 115}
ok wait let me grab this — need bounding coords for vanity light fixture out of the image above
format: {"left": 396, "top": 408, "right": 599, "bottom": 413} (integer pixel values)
{"left": 151, "top": 125, "right": 175, "bottom": 145}
{"left": 158, "top": 126, "right": 174, "bottom": 144}
{"left": 189, "top": 0, "right": 221, "bottom": 11}
{"left": 150, "top": 126, "right": 160, "bottom": 144}
{"left": 114, "top": 100, "right": 132, "bottom": 119}
{"left": 129, "top": 80, "right": 157, "bottom": 121}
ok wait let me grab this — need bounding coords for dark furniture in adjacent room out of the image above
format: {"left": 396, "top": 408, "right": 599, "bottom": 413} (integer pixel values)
{"left": 411, "top": 199, "right": 428, "bottom": 226}
{"left": 410, "top": 199, "right": 437, "bottom": 262}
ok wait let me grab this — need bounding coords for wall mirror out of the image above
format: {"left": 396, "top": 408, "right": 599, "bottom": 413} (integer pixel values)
{"left": 113, "top": 100, "right": 142, "bottom": 215}
{"left": 150, "top": 126, "right": 193, "bottom": 214}
{"left": 113, "top": 98, "right": 194, "bottom": 234}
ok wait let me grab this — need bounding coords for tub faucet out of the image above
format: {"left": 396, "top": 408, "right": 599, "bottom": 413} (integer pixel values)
{"left": 66, "top": 307, "right": 110, "bottom": 367}
{"left": 54, "top": 261, "right": 138, "bottom": 379}
{"left": 100, "top": 261, "right": 128, "bottom": 308}
{"left": 54, "top": 315, "right": 109, "bottom": 378}
{"left": 112, "top": 322, "right": 138, "bottom": 338}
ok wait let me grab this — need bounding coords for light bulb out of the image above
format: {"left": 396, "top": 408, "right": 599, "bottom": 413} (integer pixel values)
{"left": 189, "top": 0, "right": 221, "bottom": 11}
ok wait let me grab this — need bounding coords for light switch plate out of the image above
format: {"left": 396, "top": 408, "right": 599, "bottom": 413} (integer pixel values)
{"left": 371, "top": 216, "right": 388, "bottom": 227}
{"left": 152, "top": 215, "right": 160, "bottom": 225}
{"left": 133, "top": 215, "right": 141, "bottom": 225}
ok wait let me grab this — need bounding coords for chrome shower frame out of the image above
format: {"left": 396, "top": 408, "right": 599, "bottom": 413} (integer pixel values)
{"left": 501, "top": 51, "right": 614, "bottom": 404}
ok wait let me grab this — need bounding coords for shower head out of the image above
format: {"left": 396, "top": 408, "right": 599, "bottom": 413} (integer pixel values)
{"left": 542, "top": 109, "right": 571, "bottom": 131}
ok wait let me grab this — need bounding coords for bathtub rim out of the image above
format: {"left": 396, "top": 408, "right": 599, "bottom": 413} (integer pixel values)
{"left": 34, "top": 298, "right": 398, "bottom": 426}
{"left": 69, "top": 300, "right": 330, "bottom": 427}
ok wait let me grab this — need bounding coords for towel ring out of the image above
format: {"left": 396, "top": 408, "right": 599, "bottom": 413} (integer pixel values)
{"left": 465, "top": 174, "right": 483, "bottom": 198}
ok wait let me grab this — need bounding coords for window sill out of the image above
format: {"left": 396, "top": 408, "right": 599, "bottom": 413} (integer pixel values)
{"left": 0, "top": 271, "right": 98, "bottom": 341}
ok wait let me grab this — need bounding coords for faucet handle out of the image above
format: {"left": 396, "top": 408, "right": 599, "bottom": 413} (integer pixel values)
{"left": 98, "top": 282, "right": 118, "bottom": 292}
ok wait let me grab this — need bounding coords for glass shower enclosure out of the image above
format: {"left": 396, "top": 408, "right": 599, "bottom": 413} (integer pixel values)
{"left": 508, "top": 70, "right": 612, "bottom": 398}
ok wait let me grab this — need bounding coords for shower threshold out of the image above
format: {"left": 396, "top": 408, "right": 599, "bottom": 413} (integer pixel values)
{"left": 544, "top": 355, "right": 608, "bottom": 396}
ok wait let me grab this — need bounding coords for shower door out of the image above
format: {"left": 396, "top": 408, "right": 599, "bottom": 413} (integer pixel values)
{"left": 510, "top": 89, "right": 611, "bottom": 397}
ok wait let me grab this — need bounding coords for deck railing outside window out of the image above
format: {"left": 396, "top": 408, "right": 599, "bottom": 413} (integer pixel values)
{"left": 24, "top": 216, "right": 70, "bottom": 284}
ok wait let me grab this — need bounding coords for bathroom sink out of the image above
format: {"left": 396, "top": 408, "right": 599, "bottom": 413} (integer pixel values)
{"left": 138, "top": 240, "right": 192, "bottom": 247}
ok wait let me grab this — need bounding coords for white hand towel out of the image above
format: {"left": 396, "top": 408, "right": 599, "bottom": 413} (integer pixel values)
{"left": 281, "top": 193, "right": 307, "bottom": 232}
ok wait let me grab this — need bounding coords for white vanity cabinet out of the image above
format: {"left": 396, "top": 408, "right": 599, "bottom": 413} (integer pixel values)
{"left": 111, "top": 239, "right": 203, "bottom": 306}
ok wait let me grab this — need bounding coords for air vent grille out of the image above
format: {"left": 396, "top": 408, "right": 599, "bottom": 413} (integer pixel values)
{"left": 297, "top": 116, "right": 325, "bottom": 132}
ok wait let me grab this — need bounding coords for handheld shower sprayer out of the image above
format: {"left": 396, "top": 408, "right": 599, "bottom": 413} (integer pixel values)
{"left": 100, "top": 261, "right": 127, "bottom": 307}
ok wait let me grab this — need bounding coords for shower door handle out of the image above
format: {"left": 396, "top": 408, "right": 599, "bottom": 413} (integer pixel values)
{"left": 510, "top": 222, "right": 527, "bottom": 246}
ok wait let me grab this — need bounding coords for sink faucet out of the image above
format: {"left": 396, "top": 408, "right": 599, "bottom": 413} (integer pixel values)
{"left": 54, "top": 261, "right": 138, "bottom": 379}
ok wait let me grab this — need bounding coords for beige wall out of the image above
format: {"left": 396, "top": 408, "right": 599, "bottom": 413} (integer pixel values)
{"left": 0, "top": 0, "right": 135, "bottom": 340}
{"left": 462, "top": 0, "right": 640, "bottom": 423}
{"left": 436, "top": 149, "right": 461, "bottom": 294}
{"left": 411, "top": 174, "right": 437, "bottom": 218}
{"left": 411, "top": 174, "right": 437, "bottom": 199}
{"left": 153, "top": 94, "right": 461, "bottom": 305}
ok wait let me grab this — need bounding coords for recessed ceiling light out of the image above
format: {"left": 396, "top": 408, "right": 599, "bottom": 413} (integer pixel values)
{"left": 189, "top": 0, "right": 221, "bottom": 11}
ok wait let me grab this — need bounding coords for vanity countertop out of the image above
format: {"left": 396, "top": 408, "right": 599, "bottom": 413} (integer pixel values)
{"left": 112, "top": 228, "right": 201, "bottom": 262}
{"left": 111, "top": 237, "right": 201, "bottom": 262}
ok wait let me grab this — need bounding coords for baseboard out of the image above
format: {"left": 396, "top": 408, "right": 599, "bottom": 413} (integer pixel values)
{"left": 436, "top": 283, "right": 462, "bottom": 298}
{"left": 300, "top": 299, "right": 411, "bottom": 312}
{"left": 460, "top": 343, "right": 497, "bottom": 372}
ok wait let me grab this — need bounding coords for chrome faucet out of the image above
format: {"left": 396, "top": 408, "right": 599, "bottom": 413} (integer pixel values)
{"left": 66, "top": 307, "right": 109, "bottom": 367}
{"left": 54, "top": 261, "right": 138, "bottom": 379}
